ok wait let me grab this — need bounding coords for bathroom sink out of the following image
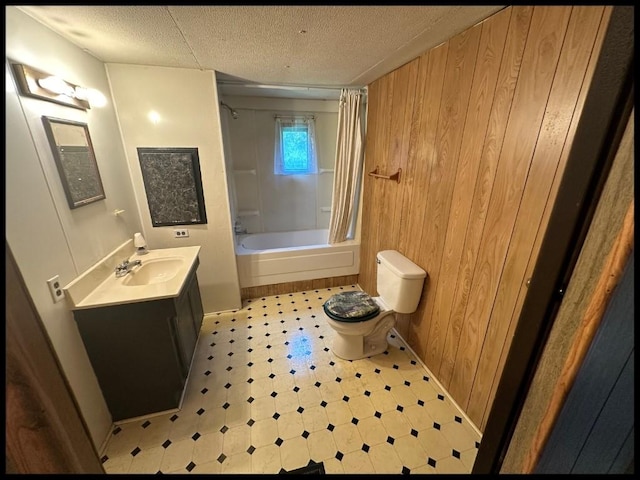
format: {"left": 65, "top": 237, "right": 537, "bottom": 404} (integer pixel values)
{"left": 64, "top": 244, "right": 201, "bottom": 310}
{"left": 121, "top": 257, "right": 185, "bottom": 286}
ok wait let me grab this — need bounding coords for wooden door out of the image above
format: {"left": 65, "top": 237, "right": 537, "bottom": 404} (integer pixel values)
{"left": 5, "top": 242, "right": 105, "bottom": 473}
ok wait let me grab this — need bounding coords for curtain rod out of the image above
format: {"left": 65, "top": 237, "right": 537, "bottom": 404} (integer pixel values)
{"left": 219, "top": 82, "right": 366, "bottom": 93}
{"left": 273, "top": 114, "right": 315, "bottom": 119}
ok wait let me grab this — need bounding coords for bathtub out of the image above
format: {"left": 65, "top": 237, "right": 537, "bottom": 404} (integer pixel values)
{"left": 235, "top": 229, "right": 360, "bottom": 288}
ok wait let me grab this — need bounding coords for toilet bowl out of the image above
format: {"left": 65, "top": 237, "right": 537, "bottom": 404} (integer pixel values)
{"left": 323, "top": 250, "right": 426, "bottom": 361}
{"left": 324, "top": 295, "right": 397, "bottom": 359}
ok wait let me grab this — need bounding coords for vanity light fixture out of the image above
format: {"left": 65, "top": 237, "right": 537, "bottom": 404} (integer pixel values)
{"left": 10, "top": 61, "right": 91, "bottom": 110}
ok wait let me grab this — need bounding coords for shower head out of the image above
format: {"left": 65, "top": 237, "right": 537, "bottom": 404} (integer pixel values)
{"left": 220, "top": 101, "right": 239, "bottom": 119}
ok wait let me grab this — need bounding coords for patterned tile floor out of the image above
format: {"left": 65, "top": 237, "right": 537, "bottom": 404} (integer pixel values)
{"left": 101, "top": 286, "right": 481, "bottom": 474}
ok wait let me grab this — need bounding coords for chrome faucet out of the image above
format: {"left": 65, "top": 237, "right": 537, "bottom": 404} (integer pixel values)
{"left": 115, "top": 259, "right": 142, "bottom": 277}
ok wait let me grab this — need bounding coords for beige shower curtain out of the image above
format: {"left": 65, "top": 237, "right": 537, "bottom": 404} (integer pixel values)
{"left": 328, "top": 89, "right": 365, "bottom": 244}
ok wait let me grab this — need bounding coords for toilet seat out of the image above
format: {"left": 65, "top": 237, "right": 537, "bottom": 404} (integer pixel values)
{"left": 323, "top": 291, "right": 380, "bottom": 322}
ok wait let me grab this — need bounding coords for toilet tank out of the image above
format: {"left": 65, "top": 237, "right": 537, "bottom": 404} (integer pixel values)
{"left": 376, "top": 250, "right": 427, "bottom": 313}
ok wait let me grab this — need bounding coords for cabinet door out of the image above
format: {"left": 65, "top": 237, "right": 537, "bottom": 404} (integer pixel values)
{"left": 74, "top": 300, "right": 185, "bottom": 421}
{"left": 189, "top": 273, "right": 204, "bottom": 335}
{"left": 174, "top": 289, "right": 197, "bottom": 376}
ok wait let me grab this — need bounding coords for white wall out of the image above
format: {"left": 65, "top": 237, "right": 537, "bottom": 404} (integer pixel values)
{"left": 106, "top": 64, "right": 241, "bottom": 313}
{"left": 222, "top": 95, "right": 339, "bottom": 234}
{"left": 6, "top": 7, "right": 143, "bottom": 449}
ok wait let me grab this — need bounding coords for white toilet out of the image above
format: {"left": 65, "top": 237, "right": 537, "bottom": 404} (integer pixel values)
{"left": 323, "top": 250, "right": 427, "bottom": 360}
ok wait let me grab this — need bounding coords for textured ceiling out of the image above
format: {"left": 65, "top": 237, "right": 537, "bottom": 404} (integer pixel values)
{"left": 16, "top": 5, "right": 504, "bottom": 98}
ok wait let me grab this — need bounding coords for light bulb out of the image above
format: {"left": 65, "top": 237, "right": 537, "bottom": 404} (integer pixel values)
{"left": 38, "top": 76, "right": 75, "bottom": 97}
{"left": 86, "top": 88, "right": 107, "bottom": 107}
{"left": 73, "top": 86, "right": 89, "bottom": 100}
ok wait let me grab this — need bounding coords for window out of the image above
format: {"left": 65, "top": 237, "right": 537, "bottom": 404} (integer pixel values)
{"left": 274, "top": 116, "right": 318, "bottom": 175}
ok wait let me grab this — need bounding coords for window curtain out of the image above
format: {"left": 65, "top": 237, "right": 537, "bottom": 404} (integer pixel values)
{"left": 328, "top": 89, "right": 365, "bottom": 244}
{"left": 274, "top": 116, "right": 318, "bottom": 175}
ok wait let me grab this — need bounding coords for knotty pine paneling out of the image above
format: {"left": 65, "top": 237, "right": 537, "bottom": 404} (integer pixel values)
{"left": 359, "top": 5, "right": 609, "bottom": 429}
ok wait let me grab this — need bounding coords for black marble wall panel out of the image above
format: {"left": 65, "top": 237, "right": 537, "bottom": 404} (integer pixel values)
{"left": 137, "top": 147, "right": 207, "bottom": 226}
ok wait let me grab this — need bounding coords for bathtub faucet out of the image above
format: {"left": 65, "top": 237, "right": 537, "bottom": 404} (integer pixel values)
{"left": 234, "top": 220, "right": 247, "bottom": 235}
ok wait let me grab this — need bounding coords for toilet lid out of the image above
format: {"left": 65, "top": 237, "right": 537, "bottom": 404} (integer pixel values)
{"left": 323, "top": 291, "right": 380, "bottom": 322}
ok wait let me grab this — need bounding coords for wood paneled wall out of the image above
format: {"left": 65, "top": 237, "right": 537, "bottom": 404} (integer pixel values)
{"left": 359, "top": 5, "right": 610, "bottom": 431}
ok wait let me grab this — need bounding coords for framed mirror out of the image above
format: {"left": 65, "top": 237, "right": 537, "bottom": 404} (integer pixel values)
{"left": 42, "top": 116, "right": 106, "bottom": 209}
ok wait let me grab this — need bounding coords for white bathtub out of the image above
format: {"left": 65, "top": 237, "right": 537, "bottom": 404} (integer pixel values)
{"left": 235, "top": 229, "right": 360, "bottom": 288}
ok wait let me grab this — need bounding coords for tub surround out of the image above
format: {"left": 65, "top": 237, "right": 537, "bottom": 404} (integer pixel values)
{"left": 223, "top": 96, "right": 339, "bottom": 235}
{"left": 235, "top": 229, "right": 359, "bottom": 288}
{"left": 64, "top": 240, "right": 201, "bottom": 310}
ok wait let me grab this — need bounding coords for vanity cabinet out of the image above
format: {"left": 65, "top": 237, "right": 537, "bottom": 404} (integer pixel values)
{"left": 73, "top": 260, "right": 204, "bottom": 421}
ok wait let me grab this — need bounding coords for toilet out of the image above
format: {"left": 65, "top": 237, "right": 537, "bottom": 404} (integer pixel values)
{"left": 323, "top": 250, "right": 427, "bottom": 360}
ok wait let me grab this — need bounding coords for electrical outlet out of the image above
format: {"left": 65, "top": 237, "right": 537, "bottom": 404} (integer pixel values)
{"left": 174, "top": 228, "right": 189, "bottom": 238}
{"left": 47, "top": 275, "right": 65, "bottom": 304}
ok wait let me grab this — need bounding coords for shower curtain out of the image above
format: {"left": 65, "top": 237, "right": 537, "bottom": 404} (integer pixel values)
{"left": 328, "top": 89, "right": 365, "bottom": 244}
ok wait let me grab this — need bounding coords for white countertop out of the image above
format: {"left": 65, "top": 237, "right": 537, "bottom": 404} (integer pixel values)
{"left": 64, "top": 245, "right": 201, "bottom": 310}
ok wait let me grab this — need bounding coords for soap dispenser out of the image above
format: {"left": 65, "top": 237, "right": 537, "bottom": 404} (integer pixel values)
{"left": 134, "top": 232, "right": 148, "bottom": 255}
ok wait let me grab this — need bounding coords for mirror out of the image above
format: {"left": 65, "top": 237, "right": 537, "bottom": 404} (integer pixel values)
{"left": 42, "top": 116, "right": 105, "bottom": 209}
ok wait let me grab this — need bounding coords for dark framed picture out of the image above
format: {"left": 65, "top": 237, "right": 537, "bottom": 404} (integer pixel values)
{"left": 137, "top": 147, "right": 208, "bottom": 226}
{"left": 42, "top": 116, "right": 106, "bottom": 209}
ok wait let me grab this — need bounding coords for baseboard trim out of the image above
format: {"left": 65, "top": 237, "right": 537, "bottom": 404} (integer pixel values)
{"left": 390, "top": 326, "right": 483, "bottom": 439}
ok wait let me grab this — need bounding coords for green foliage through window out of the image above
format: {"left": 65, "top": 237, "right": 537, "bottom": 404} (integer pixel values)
{"left": 274, "top": 116, "right": 317, "bottom": 175}
{"left": 282, "top": 126, "right": 309, "bottom": 172}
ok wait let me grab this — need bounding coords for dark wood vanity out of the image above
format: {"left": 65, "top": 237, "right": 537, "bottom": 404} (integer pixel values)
{"left": 73, "top": 259, "right": 204, "bottom": 421}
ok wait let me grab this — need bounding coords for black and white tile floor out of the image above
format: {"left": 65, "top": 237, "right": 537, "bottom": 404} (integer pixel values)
{"left": 101, "top": 286, "right": 481, "bottom": 474}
